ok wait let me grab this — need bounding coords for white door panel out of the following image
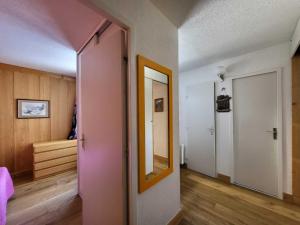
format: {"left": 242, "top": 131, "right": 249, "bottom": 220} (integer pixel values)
{"left": 78, "top": 27, "right": 126, "bottom": 224}
{"left": 233, "top": 72, "right": 278, "bottom": 197}
{"left": 145, "top": 78, "right": 154, "bottom": 175}
{"left": 186, "top": 82, "right": 216, "bottom": 177}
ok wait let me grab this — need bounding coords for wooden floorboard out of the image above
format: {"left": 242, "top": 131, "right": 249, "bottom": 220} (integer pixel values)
{"left": 180, "top": 169, "right": 300, "bottom": 225}
{"left": 7, "top": 170, "right": 81, "bottom": 225}
{"left": 8, "top": 168, "right": 300, "bottom": 225}
{"left": 51, "top": 212, "right": 82, "bottom": 225}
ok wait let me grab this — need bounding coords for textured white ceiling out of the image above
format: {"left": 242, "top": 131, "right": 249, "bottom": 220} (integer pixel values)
{"left": 175, "top": 0, "right": 300, "bottom": 72}
{"left": 0, "top": 0, "right": 104, "bottom": 76}
{"left": 151, "top": 0, "right": 199, "bottom": 27}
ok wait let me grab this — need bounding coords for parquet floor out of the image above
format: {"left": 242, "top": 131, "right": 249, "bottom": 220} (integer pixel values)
{"left": 180, "top": 169, "right": 300, "bottom": 225}
{"left": 7, "top": 168, "right": 300, "bottom": 225}
{"left": 7, "top": 170, "right": 81, "bottom": 225}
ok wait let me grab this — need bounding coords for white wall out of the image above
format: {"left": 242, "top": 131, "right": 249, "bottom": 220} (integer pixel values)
{"left": 179, "top": 42, "right": 292, "bottom": 194}
{"left": 145, "top": 78, "right": 154, "bottom": 175}
{"left": 89, "top": 1, "right": 180, "bottom": 225}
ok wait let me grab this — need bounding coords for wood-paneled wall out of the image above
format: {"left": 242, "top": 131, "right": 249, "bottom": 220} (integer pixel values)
{"left": 0, "top": 63, "right": 76, "bottom": 176}
{"left": 293, "top": 54, "right": 300, "bottom": 204}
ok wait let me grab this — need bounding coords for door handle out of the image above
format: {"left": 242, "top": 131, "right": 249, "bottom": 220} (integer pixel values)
{"left": 273, "top": 128, "right": 277, "bottom": 140}
{"left": 208, "top": 128, "right": 215, "bottom": 135}
{"left": 265, "top": 128, "right": 277, "bottom": 140}
{"left": 79, "top": 135, "right": 86, "bottom": 150}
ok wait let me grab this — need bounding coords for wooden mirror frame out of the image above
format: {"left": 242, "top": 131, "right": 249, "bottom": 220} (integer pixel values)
{"left": 137, "top": 55, "right": 174, "bottom": 193}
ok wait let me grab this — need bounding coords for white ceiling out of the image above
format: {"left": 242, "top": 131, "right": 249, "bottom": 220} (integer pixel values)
{"left": 0, "top": 0, "right": 105, "bottom": 76}
{"left": 154, "top": 0, "right": 300, "bottom": 72}
{"left": 151, "top": 0, "right": 199, "bottom": 27}
{"left": 2, "top": 1, "right": 300, "bottom": 75}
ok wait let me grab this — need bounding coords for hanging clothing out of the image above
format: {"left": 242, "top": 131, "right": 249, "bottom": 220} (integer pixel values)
{"left": 68, "top": 104, "right": 77, "bottom": 140}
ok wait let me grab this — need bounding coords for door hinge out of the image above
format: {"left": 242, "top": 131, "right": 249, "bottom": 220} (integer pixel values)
{"left": 123, "top": 56, "right": 128, "bottom": 64}
{"left": 124, "top": 146, "right": 129, "bottom": 158}
{"left": 95, "top": 20, "right": 112, "bottom": 44}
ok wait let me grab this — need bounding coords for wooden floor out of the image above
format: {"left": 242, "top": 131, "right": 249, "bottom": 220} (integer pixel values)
{"left": 7, "top": 168, "right": 300, "bottom": 225}
{"left": 146, "top": 157, "right": 169, "bottom": 181}
{"left": 53, "top": 212, "right": 82, "bottom": 225}
{"left": 180, "top": 169, "right": 300, "bottom": 225}
{"left": 7, "top": 170, "right": 81, "bottom": 225}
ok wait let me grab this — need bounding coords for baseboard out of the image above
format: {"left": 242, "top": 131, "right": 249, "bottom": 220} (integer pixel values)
{"left": 217, "top": 173, "right": 231, "bottom": 184}
{"left": 283, "top": 193, "right": 300, "bottom": 206}
{"left": 294, "top": 196, "right": 300, "bottom": 206}
{"left": 12, "top": 170, "right": 32, "bottom": 179}
{"left": 154, "top": 154, "right": 168, "bottom": 164}
{"left": 180, "top": 163, "right": 187, "bottom": 169}
{"left": 283, "top": 193, "right": 294, "bottom": 204}
{"left": 167, "top": 209, "right": 183, "bottom": 225}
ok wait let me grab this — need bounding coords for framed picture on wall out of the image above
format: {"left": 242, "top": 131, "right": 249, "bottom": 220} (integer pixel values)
{"left": 154, "top": 98, "right": 164, "bottom": 112}
{"left": 17, "top": 99, "right": 50, "bottom": 119}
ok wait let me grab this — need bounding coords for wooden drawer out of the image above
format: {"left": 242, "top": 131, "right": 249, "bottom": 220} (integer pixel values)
{"left": 34, "top": 162, "right": 77, "bottom": 179}
{"left": 33, "top": 140, "right": 77, "bottom": 153}
{"left": 33, "top": 140, "right": 77, "bottom": 179}
{"left": 34, "top": 155, "right": 77, "bottom": 170}
{"left": 34, "top": 147, "right": 77, "bottom": 163}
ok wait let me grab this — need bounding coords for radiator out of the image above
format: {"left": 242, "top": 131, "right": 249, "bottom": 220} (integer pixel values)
{"left": 180, "top": 144, "right": 185, "bottom": 165}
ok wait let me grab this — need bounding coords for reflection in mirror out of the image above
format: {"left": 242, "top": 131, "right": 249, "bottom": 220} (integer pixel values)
{"left": 138, "top": 55, "right": 173, "bottom": 193}
{"left": 144, "top": 66, "right": 169, "bottom": 180}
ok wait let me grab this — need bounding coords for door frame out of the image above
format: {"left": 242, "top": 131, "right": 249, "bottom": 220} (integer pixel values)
{"left": 213, "top": 82, "right": 217, "bottom": 178}
{"left": 230, "top": 67, "right": 283, "bottom": 199}
{"left": 76, "top": 11, "right": 131, "bottom": 225}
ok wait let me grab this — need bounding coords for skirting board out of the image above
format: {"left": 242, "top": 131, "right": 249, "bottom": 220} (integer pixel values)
{"left": 217, "top": 173, "right": 231, "bottom": 184}
{"left": 283, "top": 193, "right": 294, "bottom": 204}
{"left": 12, "top": 170, "right": 32, "bottom": 179}
{"left": 167, "top": 209, "right": 183, "bottom": 225}
{"left": 283, "top": 193, "right": 300, "bottom": 206}
{"left": 294, "top": 196, "right": 300, "bottom": 205}
{"left": 180, "top": 163, "right": 187, "bottom": 169}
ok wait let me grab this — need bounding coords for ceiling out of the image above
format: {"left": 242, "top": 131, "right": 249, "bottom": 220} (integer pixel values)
{"left": 151, "top": 0, "right": 199, "bottom": 27}
{"left": 0, "top": 0, "right": 105, "bottom": 75}
{"left": 153, "top": 0, "right": 300, "bottom": 72}
{"left": 2, "top": 1, "right": 300, "bottom": 75}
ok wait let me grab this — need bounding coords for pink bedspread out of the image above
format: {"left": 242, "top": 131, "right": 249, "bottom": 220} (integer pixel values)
{"left": 0, "top": 167, "right": 14, "bottom": 225}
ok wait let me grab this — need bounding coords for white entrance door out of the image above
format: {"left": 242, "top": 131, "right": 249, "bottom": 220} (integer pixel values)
{"left": 78, "top": 25, "right": 126, "bottom": 224}
{"left": 186, "top": 82, "right": 216, "bottom": 177}
{"left": 145, "top": 77, "right": 154, "bottom": 175}
{"left": 233, "top": 71, "right": 280, "bottom": 197}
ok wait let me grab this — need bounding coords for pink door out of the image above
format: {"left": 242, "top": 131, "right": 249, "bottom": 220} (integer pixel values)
{"left": 78, "top": 24, "right": 126, "bottom": 225}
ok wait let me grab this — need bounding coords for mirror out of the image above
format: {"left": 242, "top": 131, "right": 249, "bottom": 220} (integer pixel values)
{"left": 137, "top": 55, "right": 173, "bottom": 193}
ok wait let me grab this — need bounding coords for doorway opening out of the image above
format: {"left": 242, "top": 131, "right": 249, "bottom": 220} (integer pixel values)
{"left": 0, "top": 1, "right": 129, "bottom": 224}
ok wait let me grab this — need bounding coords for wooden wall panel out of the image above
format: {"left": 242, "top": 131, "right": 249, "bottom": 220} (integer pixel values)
{"left": 39, "top": 75, "right": 51, "bottom": 142}
{"left": 50, "top": 78, "right": 76, "bottom": 140}
{"left": 0, "top": 68, "right": 14, "bottom": 172}
{"left": 293, "top": 55, "right": 300, "bottom": 201}
{"left": 0, "top": 63, "right": 76, "bottom": 176}
{"left": 14, "top": 72, "right": 41, "bottom": 173}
